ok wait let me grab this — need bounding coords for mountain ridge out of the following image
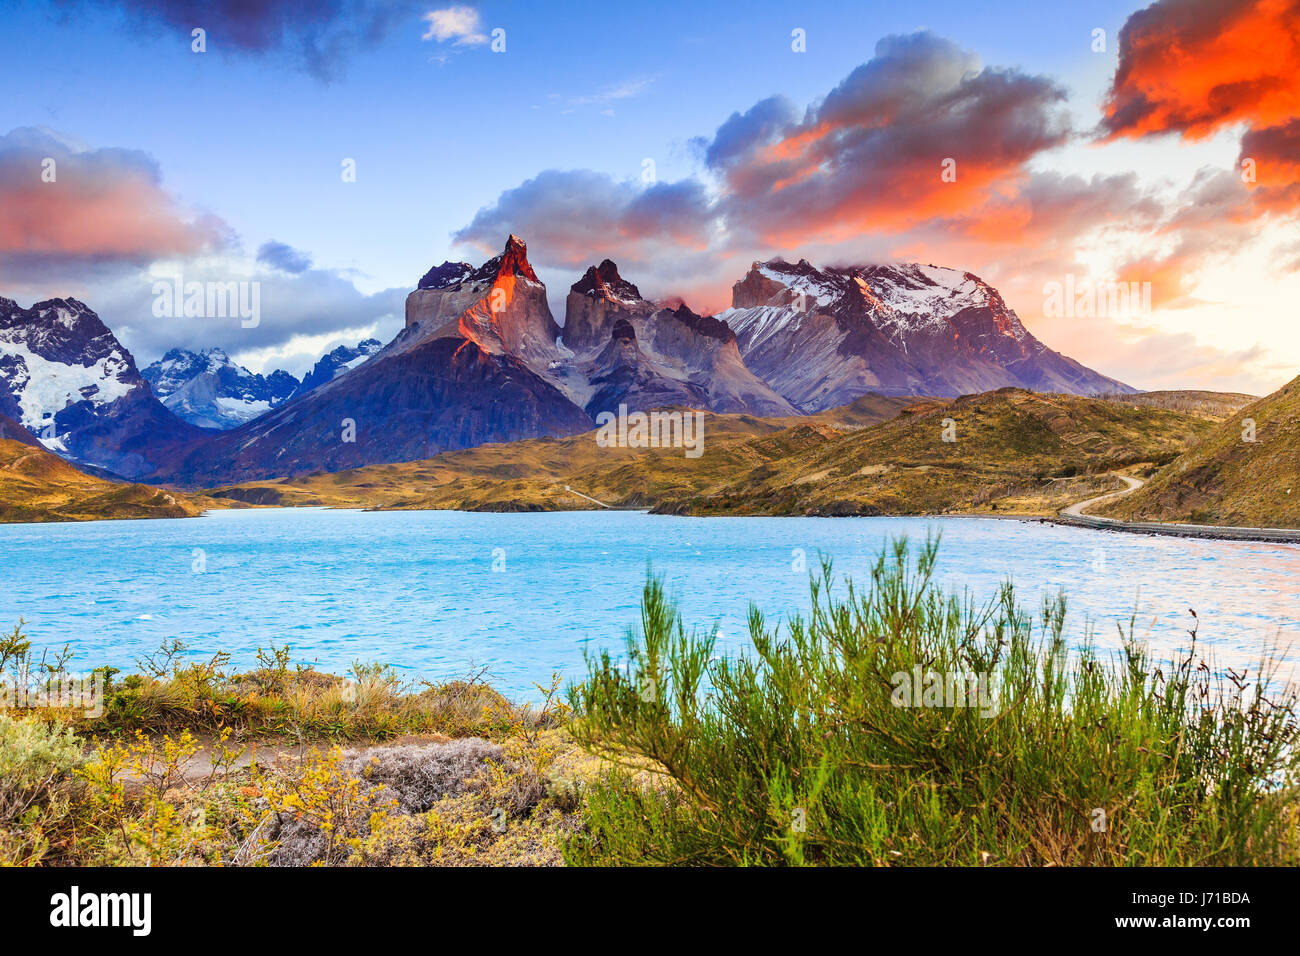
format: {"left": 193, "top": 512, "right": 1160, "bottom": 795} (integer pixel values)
{"left": 4, "top": 235, "right": 1135, "bottom": 487}
{"left": 720, "top": 257, "right": 1133, "bottom": 410}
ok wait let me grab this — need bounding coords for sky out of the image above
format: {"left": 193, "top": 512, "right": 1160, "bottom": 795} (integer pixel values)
{"left": 1, "top": 0, "right": 1297, "bottom": 392}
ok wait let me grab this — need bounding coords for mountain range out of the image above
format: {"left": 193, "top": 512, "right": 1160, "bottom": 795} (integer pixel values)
{"left": 721, "top": 259, "right": 1132, "bottom": 409}
{"left": 139, "top": 338, "right": 384, "bottom": 430}
{"left": 0, "top": 296, "right": 201, "bottom": 479}
{"left": 2, "top": 235, "right": 1133, "bottom": 487}
{"left": 142, "top": 348, "right": 299, "bottom": 429}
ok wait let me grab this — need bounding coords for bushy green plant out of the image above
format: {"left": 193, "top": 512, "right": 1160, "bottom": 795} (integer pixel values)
{"left": 0, "top": 713, "right": 83, "bottom": 864}
{"left": 564, "top": 537, "right": 1300, "bottom": 866}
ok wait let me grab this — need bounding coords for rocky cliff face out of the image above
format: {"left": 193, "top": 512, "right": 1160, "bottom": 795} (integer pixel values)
{"left": 0, "top": 297, "right": 201, "bottom": 477}
{"left": 719, "top": 259, "right": 1134, "bottom": 410}
{"left": 582, "top": 317, "right": 712, "bottom": 417}
{"left": 561, "top": 260, "right": 796, "bottom": 418}
{"left": 405, "top": 234, "right": 562, "bottom": 375}
{"left": 149, "top": 236, "right": 593, "bottom": 485}
{"left": 562, "top": 259, "right": 653, "bottom": 352}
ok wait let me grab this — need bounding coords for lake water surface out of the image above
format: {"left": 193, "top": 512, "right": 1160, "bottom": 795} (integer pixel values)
{"left": 2, "top": 508, "right": 1298, "bottom": 698}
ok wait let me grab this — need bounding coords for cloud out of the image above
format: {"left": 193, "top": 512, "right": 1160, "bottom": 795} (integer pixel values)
{"left": 559, "top": 77, "right": 656, "bottom": 108}
{"left": 1101, "top": 0, "right": 1300, "bottom": 140}
{"left": 1239, "top": 120, "right": 1300, "bottom": 212}
{"left": 449, "top": 33, "right": 1161, "bottom": 327}
{"left": 421, "top": 6, "right": 487, "bottom": 45}
{"left": 703, "top": 96, "right": 803, "bottom": 168}
{"left": 708, "top": 32, "right": 1072, "bottom": 248}
{"left": 946, "top": 170, "right": 1164, "bottom": 246}
{"left": 0, "top": 128, "right": 407, "bottom": 369}
{"left": 68, "top": 0, "right": 416, "bottom": 80}
{"left": 457, "top": 32, "right": 1077, "bottom": 265}
{"left": 107, "top": 264, "right": 408, "bottom": 368}
{"left": 453, "top": 169, "right": 717, "bottom": 270}
{"left": 0, "top": 127, "right": 230, "bottom": 278}
{"left": 256, "top": 241, "right": 313, "bottom": 274}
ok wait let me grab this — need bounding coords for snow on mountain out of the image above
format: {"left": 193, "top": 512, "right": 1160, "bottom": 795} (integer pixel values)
{"left": 141, "top": 348, "right": 299, "bottom": 430}
{"left": 0, "top": 297, "right": 200, "bottom": 477}
{"left": 0, "top": 298, "right": 138, "bottom": 439}
{"left": 720, "top": 258, "right": 1130, "bottom": 410}
{"left": 289, "top": 338, "right": 382, "bottom": 398}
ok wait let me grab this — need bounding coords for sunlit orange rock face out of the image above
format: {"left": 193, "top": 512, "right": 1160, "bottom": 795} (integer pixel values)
{"left": 153, "top": 236, "right": 591, "bottom": 486}
{"left": 405, "top": 234, "right": 561, "bottom": 372}
{"left": 1102, "top": 0, "right": 1300, "bottom": 140}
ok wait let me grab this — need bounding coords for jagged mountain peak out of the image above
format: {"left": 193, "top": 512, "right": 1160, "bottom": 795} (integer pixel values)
{"left": 417, "top": 261, "right": 474, "bottom": 290}
{"left": 0, "top": 297, "right": 198, "bottom": 476}
{"left": 721, "top": 254, "right": 1131, "bottom": 409}
{"left": 416, "top": 236, "right": 541, "bottom": 294}
{"left": 572, "top": 259, "right": 643, "bottom": 303}
{"left": 1, "top": 296, "right": 126, "bottom": 366}
{"left": 656, "top": 302, "right": 736, "bottom": 344}
{"left": 141, "top": 347, "right": 301, "bottom": 430}
{"left": 290, "top": 338, "right": 382, "bottom": 400}
{"left": 478, "top": 233, "right": 540, "bottom": 284}
{"left": 404, "top": 235, "right": 560, "bottom": 367}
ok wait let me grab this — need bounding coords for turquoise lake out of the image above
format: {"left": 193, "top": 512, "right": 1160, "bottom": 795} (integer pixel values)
{"left": 1, "top": 507, "right": 1298, "bottom": 699}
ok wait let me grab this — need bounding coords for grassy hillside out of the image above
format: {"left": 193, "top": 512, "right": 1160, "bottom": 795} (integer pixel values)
{"left": 1096, "top": 389, "right": 1258, "bottom": 420}
{"left": 207, "top": 398, "right": 913, "bottom": 512}
{"left": 1096, "top": 375, "right": 1300, "bottom": 527}
{"left": 0, "top": 437, "right": 215, "bottom": 523}
{"left": 213, "top": 389, "right": 1216, "bottom": 518}
{"left": 658, "top": 388, "right": 1216, "bottom": 516}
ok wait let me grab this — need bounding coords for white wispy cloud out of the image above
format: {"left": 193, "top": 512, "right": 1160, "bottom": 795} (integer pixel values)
{"left": 421, "top": 6, "right": 488, "bottom": 45}
{"left": 555, "top": 76, "right": 656, "bottom": 107}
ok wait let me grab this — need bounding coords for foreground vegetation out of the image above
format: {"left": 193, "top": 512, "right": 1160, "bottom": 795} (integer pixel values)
{"left": 564, "top": 538, "right": 1299, "bottom": 865}
{"left": 3, "top": 538, "right": 1296, "bottom": 865}
{"left": 0, "top": 628, "right": 583, "bottom": 866}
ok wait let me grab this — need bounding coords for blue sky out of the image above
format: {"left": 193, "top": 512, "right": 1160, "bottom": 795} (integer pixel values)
{"left": 1, "top": 0, "right": 1297, "bottom": 393}
{"left": 0, "top": 0, "right": 1139, "bottom": 288}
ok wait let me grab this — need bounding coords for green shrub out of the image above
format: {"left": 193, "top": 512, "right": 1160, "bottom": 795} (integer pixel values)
{"left": 564, "top": 537, "right": 1300, "bottom": 866}
{"left": 0, "top": 713, "right": 83, "bottom": 865}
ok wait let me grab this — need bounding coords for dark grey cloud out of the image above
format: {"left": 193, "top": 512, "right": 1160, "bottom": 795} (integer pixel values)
{"left": 62, "top": 0, "right": 419, "bottom": 80}
{"left": 703, "top": 95, "right": 803, "bottom": 169}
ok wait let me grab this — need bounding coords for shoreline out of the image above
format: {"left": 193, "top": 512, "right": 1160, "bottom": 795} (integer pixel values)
{"left": 1049, "top": 512, "right": 1300, "bottom": 544}
{"left": 6, "top": 497, "right": 1300, "bottom": 544}
{"left": 1049, "top": 473, "right": 1300, "bottom": 545}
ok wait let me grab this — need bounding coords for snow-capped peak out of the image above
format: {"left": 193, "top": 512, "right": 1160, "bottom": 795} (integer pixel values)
{"left": 0, "top": 297, "right": 140, "bottom": 440}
